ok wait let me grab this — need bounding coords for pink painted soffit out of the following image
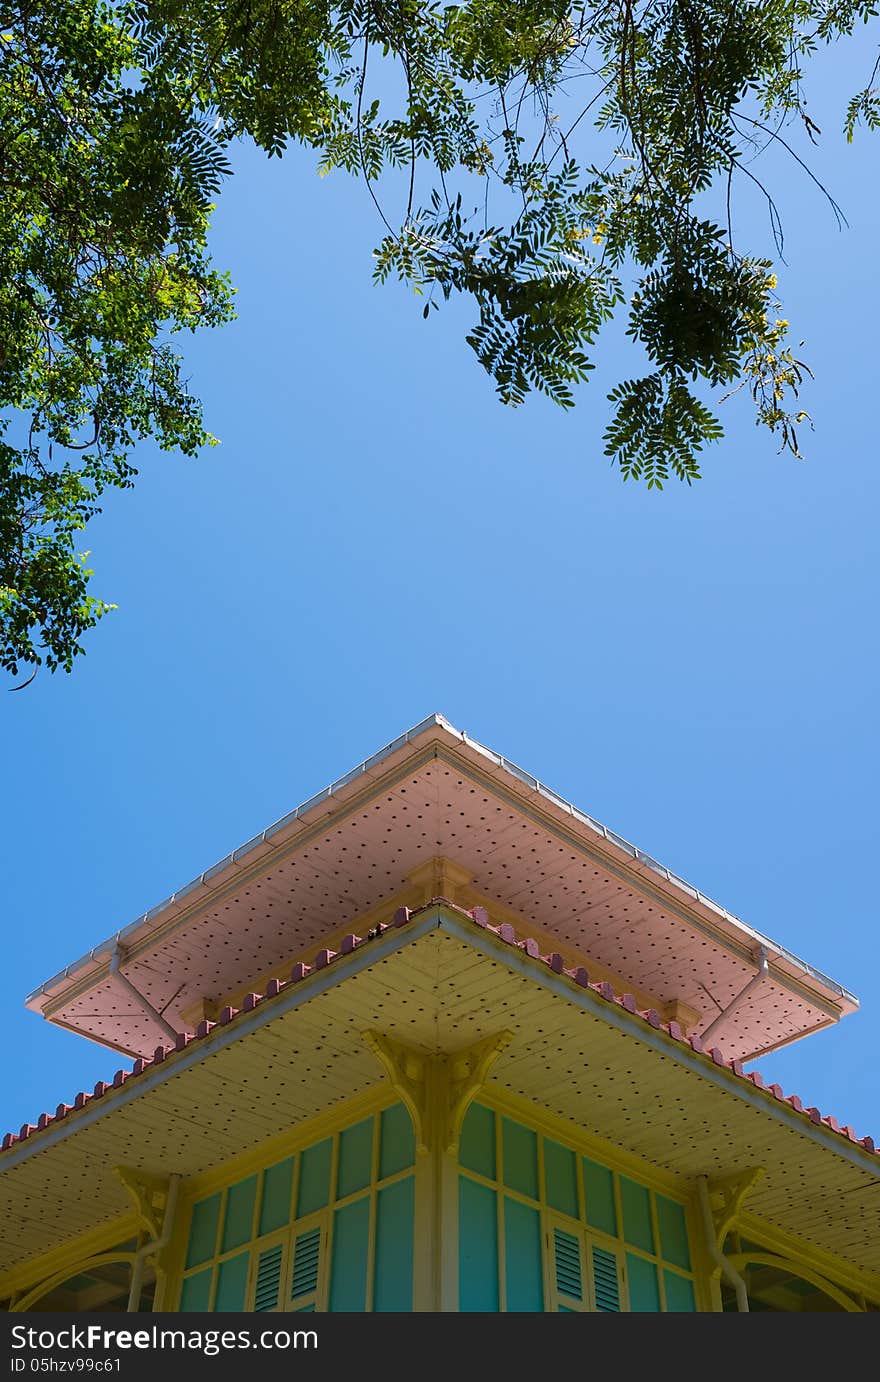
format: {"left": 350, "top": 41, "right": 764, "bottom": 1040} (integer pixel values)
{"left": 26, "top": 715, "right": 857, "bottom": 1067}
{"left": 29, "top": 765, "right": 853, "bottom": 1063}
{"left": 3, "top": 900, "right": 875, "bottom": 1162}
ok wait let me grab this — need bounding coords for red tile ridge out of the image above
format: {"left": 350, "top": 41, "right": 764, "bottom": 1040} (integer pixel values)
{"left": 2, "top": 895, "right": 876, "bottom": 1164}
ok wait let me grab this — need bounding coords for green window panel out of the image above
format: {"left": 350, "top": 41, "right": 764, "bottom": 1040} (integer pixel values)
{"left": 379, "top": 1103, "right": 415, "bottom": 1180}
{"left": 553, "top": 1227, "right": 583, "bottom": 1306}
{"left": 620, "top": 1177, "right": 654, "bottom": 1253}
{"left": 337, "top": 1117, "right": 374, "bottom": 1200}
{"left": 502, "top": 1117, "right": 538, "bottom": 1200}
{"left": 459, "top": 1102, "right": 495, "bottom": 1180}
{"left": 626, "top": 1253, "right": 660, "bottom": 1312}
{"left": 254, "top": 1243, "right": 284, "bottom": 1312}
{"left": 222, "top": 1175, "right": 257, "bottom": 1253}
{"left": 373, "top": 1177, "right": 415, "bottom": 1311}
{"left": 291, "top": 1226, "right": 321, "bottom": 1302}
{"left": 504, "top": 1198, "right": 543, "bottom": 1312}
{"left": 458, "top": 1177, "right": 499, "bottom": 1311}
{"left": 259, "top": 1158, "right": 294, "bottom": 1237}
{"left": 179, "top": 1267, "right": 212, "bottom": 1312}
{"left": 544, "top": 1139, "right": 578, "bottom": 1219}
{"left": 582, "top": 1159, "right": 617, "bottom": 1237}
{"left": 296, "top": 1138, "right": 333, "bottom": 1217}
{"left": 663, "top": 1268, "right": 697, "bottom": 1312}
{"left": 185, "top": 1193, "right": 221, "bottom": 1269}
{"left": 328, "top": 1198, "right": 370, "bottom": 1311}
{"left": 214, "top": 1252, "right": 249, "bottom": 1312}
{"left": 656, "top": 1195, "right": 691, "bottom": 1271}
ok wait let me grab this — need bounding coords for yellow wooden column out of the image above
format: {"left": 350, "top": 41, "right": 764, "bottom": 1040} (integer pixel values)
{"left": 364, "top": 1030, "right": 512, "bottom": 1311}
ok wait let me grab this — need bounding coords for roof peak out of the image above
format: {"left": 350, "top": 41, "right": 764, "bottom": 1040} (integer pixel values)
{"left": 24, "top": 714, "right": 858, "bottom": 1064}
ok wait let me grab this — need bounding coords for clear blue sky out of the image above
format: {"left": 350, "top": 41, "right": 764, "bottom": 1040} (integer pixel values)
{"left": 2, "top": 45, "right": 878, "bottom": 1149}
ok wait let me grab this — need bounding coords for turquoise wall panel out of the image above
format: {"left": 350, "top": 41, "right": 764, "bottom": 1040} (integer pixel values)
{"left": 373, "top": 1177, "right": 415, "bottom": 1311}
{"left": 459, "top": 1103, "right": 495, "bottom": 1180}
{"left": 379, "top": 1103, "right": 415, "bottom": 1179}
{"left": 179, "top": 1268, "right": 212, "bottom": 1311}
{"left": 297, "top": 1138, "right": 333, "bottom": 1217}
{"left": 222, "top": 1175, "right": 257, "bottom": 1253}
{"left": 544, "top": 1139, "right": 578, "bottom": 1219}
{"left": 582, "top": 1159, "right": 617, "bottom": 1237}
{"left": 502, "top": 1118, "right": 538, "bottom": 1200}
{"left": 328, "top": 1197, "right": 370, "bottom": 1311}
{"left": 626, "top": 1253, "right": 660, "bottom": 1312}
{"left": 259, "top": 1157, "right": 294, "bottom": 1236}
{"left": 214, "top": 1252, "right": 249, "bottom": 1311}
{"left": 458, "top": 1177, "right": 499, "bottom": 1311}
{"left": 664, "top": 1269, "right": 697, "bottom": 1312}
{"left": 186, "top": 1194, "right": 221, "bottom": 1268}
{"left": 656, "top": 1195, "right": 691, "bottom": 1270}
{"left": 503, "top": 1198, "right": 544, "bottom": 1312}
{"left": 337, "top": 1117, "right": 374, "bottom": 1200}
{"left": 620, "top": 1177, "right": 654, "bottom": 1253}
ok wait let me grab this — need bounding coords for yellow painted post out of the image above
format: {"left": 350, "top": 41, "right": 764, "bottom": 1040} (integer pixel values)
{"left": 684, "top": 1190, "right": 721, "bottom": 1313}
{"left": 411, "top": 1129, "right": 435, "bottom": 1311}
{"left": 400, "top": 1054, "right": 459, "bottom": 1310}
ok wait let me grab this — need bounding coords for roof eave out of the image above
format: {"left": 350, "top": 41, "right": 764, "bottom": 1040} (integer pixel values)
{"left": 24, "top": 714, "right": 859, "bottom": 1025}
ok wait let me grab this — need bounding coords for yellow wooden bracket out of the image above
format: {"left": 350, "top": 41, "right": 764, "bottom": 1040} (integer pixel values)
{"left": 364, "top": 1030, "right": 513, "bottom": 1156}
{"left": 445, "top": 1032, "right": 515, "bottom": 1154}
{"left": 10, "top": 1251, "right": 139, "bottom": 1314}
{"left": 113, "top": 1166, "right": 170, "bottom": 1242}
{"left": 363, "top": 1032, "right": 429, "bottom": 1153}
{"left": 724, "top": 1250, "right": 864, "bottom": 1312}
{"left": 707, "top": 1167, "right": 765, "bottom": 1249}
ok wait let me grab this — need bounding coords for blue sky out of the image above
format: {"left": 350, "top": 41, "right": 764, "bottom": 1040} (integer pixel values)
{"left": 2, "top": 45, "right": 878, "bottom": 1151}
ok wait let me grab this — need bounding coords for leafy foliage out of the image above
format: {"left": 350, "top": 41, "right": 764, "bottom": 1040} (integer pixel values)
{"left": 0, "top": 3, "right": 232, "bottom": 676}
{"left": 2, "top": 0, "right": 879, "bottom": 675}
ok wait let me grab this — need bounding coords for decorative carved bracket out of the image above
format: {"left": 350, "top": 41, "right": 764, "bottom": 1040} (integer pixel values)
{"left": 706, "top": 1167, "right": 765, "bottom": 1249}
{"left": 364, "top": 1030, "right": 513, "bottom": 1156}
{"left": 363, "top": 1032, "right": 430, "bottom": 1154}
{"left": 723, "top": 1250, "right": 863, "bottom": 1312}
{"left": 444, "top": 1032, "right": 514, "bottom": 1153}
{"left": 114, "top": 1167, "right": 171, "bottom": 1242}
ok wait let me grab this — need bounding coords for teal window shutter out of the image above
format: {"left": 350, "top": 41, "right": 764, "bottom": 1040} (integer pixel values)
{"left": 259, "top": 1158, "right": 294, "bottom": 1237}
{"left": 179, "top": 1267, "right": 212, "bottom": 1311}
{"left": 553, "top": 1226, "right": 584, "bottom": 1305}
{"left": 185, "top": 1193, "right": 221, "bottom": 1268}
{"left": 291, "top": 1226, "right": 321, "bottom": 1302}
{"left": 592, "top": 1245, "right": 621, "bottom": 1312}
{"left": 214, "top": 1252, "right": 249, "bottom": 1311}
{"left": 254, "top": 1243, "right": 284, "bottom": 1312}
{"left": 626, "top": 1252, "right": 660, "bottom": 1311}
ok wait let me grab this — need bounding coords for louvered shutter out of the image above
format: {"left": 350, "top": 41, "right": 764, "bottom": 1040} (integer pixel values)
{"left": 254, "top": 1243, "right": 284, "bottom": 1312}
{"left": 290, "top": 1225, "right": 322, "bottom": 1309}
{"left": 545, "top": 1216, "right": 625, "bottom": 1313}
{"left": 591, "top": 1244, "right": 622, "bottom": 1312}
{"left": 551, "top": 1224, "right": 585, "bottom": 1310}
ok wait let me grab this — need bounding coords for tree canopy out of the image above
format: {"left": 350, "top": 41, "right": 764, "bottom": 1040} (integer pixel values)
{"left": 1, "top": 1, "right": 878, "bottom": 677}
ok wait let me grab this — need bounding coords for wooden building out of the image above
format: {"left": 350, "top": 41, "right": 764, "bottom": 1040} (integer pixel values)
{"left": 2, "top": 716, "right": 877, "bottom": 1312}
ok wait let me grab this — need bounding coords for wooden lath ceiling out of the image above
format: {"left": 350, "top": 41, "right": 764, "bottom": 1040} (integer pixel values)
{"left": 4, "top": 918, "right": 878, "bottom": 1289}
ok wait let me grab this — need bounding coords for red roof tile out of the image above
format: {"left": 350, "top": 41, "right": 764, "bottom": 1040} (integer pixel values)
{"left": 2, "top": 898, "right": 877, "bottom": 1161}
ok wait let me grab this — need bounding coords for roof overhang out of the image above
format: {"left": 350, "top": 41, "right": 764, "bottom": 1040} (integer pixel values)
{"left": 24, "top": 715, "right": 858, "bottom": 1062}
{"left": 4, "top": 904, "right": 878, "bottom": 1292}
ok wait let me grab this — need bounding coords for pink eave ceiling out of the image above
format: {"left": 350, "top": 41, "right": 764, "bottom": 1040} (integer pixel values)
{"left": 39, "top": 749, "right": 846, "bottom": 1063}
